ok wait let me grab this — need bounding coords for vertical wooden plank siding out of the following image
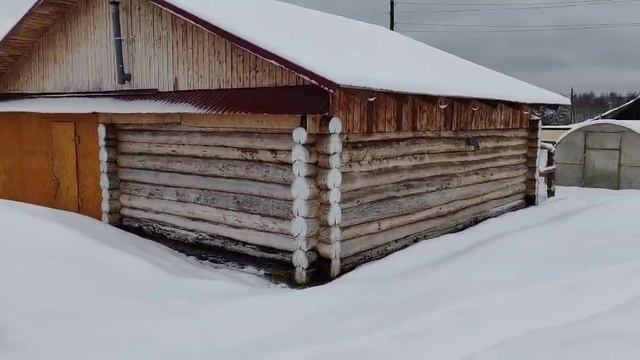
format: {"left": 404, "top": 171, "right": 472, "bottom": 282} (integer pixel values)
{"left": 0, "top": 114, "right": 102, "bottom": 219}
{"left": 0, "top": 0, "right": 308, "bottom": 93}
{"left": 19, "top": 117, "right": 55, "bottom": 205}
{"left": 331, "top": 89, "right": 530, "bottom": 134}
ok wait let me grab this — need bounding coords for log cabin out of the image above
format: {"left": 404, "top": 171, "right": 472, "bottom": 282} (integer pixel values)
{"left": 0, "top": 0, "right": 569, "bottom": 285}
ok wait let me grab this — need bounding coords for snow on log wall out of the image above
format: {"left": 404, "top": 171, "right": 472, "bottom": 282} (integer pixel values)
{"left": 112, "top": 123, "right": 307, "bottom": 272}
{"left": 329, "top": 129, "right": 530, "bottom": 271}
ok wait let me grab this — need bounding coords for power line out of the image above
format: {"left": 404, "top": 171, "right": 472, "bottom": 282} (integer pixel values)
{"left": 397, "top": 0, "right": 635, "bottom": 5}
{"left": 395, "top": 0, "right": 640, "bottom": 13}
{"left": 346, "top": 3, "right": 389, "bottom": 17}
{"left": 400, "top": 23, "right": 640, "bottom": 32}
{"left": 397, "top": 21, "right": 640, "bottom": 28}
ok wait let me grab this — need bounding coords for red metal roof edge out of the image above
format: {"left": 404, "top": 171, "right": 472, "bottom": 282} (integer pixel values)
{"left": 149, "top": 0, "right": 339, "bottom": 92}
{"left": 0, "top": 86, "right": 331, "bottom": 115}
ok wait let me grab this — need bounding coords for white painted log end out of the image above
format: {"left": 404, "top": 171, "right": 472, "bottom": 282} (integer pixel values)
{"left": 330, "top": 257, "right": 341, "bottom": 278}
{"left": 100, "top": 174, "right": 120, "bottom": 190}
{"left": 101, "top": 199, "right": 121, "bottom": 213}
{"left": 97, "top": 123, "right": 107, "bottom": 139}
{"left": 329, "top": 117, "right": 343, "bottom": 135}
{"left": 101, "top": 213, "right": 121, "bottom": 224}
{"left": 328, "top": 188, "right": 342, "bottom": 204}
{"left": 98, "top": 148, "right": 109, "bottom": 162}
{"left": 329, "top": 226, "right": 342, "bottom": 243}
{"left": 291, "top": 177, "right": 318, "bottom": 200}
{"left": 292, "top": 198, "right": 319, "bottom": 218}
{"left": 102, "top": 189, "right": 121, "bottom": 201}
{"left": 292, "top": 127, "right": 308, "bottom": 145}
{"left": 327, "top": 203, "right": 342, "bottom": 226}
{"left": 294, "top": 237, "right": 313, "bottom": 252}
{"left": 291, "top": 144, "right": 310, "bottom": 163}
{"left": 323, "top": 168, "right": 343, "bottom": 189}
{"left": 292, "top": 249, "right": 310, "bottom": 270}
{"left": 319, "top": 225, "right": 342, "bottom": 244}
{"left": 291, "top": 217, "right": 320, "bottom": 238}
{"left": 294, "top": 267, "right": 308, "bottom": 285}
{"left": 100, "top": 174, "right": 110, "bottom": 190}
{"left": 292, "top": 160, "right": 316, "bottom": 178}
{"left": 328, "top": 134, "right": 343, "bottom": 155}
{"left": 100, "top": 162, "right": 118, "bottom": 174}
{"left": 317, "top": 241, "right": 341, "bottom": 259}
{"left": 317, "top": 134, "right": 343, "bottom": 155}
{"left": 328, "top": 153, "right": 342, "bottom": 169}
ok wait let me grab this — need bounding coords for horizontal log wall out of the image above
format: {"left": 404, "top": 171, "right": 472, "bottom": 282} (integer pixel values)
{"left": 114, "top": 122, "right": 305, "bottom": 266}
{"left": 0, "top": 0, "right": 307, "bottom": 92}
{"left": 321, "top": 129, "right": 529, "bottom": 268}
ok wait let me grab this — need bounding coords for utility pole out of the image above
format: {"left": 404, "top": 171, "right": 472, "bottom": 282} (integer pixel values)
{"left": 570, "top": 87, "right": 575, "bottom": 124}
{"left": 390, "top": 0, "right": 395, "bottom": 31}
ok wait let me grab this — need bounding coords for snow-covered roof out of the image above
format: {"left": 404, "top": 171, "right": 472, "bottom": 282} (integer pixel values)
{"left": 0, "top": 97, "right": 201, "bottom": 114}
{"left": 153, "top": 0, "right": 569, "bottom": 105}
{"left": 592, "top": 95, "right": 640, "bottom": 120}
{"left": 557, "top": 119, "right": 640, "bottom": 145}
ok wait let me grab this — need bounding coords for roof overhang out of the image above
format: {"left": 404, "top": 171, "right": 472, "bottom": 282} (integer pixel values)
{"left": 0, "top": 86, "right": 331, "bottom": 115}
{"left": 0, "top": 0, "right": 79, "bottom": 77}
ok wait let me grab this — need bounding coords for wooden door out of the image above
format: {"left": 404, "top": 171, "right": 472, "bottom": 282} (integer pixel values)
{"left": 51, "top": 122, "right": 79, "bottom": 212}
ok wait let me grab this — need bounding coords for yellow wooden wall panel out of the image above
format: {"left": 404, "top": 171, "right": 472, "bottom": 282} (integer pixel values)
{"left": 0, "top": 114, "right": 102, "bottom": 219}
{"left": 75, "top": 117, "right": 102, "bottom": 219}
{"left": 51, "top": 122, "right": 79, "bottom": 213}
{"left": 0, "top": 116, "right": 25, "bottom": 201}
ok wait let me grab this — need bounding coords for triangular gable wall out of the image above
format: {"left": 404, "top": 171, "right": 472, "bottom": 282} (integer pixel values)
{"left": 0, "top": 0, "right": 308, "bottom": 93}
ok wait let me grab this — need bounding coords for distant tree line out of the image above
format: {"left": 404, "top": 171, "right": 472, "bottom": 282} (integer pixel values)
{"left": 539, "top": 91, "right": 639, "bottom": 125}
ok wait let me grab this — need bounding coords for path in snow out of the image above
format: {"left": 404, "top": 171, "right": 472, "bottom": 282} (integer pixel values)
{"left": 1, "top": 187, "right": 639, "bottom": 359}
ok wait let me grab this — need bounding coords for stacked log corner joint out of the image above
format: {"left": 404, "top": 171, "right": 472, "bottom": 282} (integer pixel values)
{"left": 315, "top": 117, "right": 344, "bottom": 279}
{"left": 290, "top": 126, "right": 319, "bottom": 285}
{"left": 98, "top": 123, "right": 121, "bottom": 225}
{"left": 526, "top": 118, "right": 542, "bottom": 206}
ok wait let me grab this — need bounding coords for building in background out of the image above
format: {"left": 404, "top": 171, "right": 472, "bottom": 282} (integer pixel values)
{"left": 556, "top": 121, "right": 640, "bottom": 190}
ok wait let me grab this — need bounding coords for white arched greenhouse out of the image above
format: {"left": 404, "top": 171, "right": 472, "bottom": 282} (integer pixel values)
{"left": 555, "top": 120, "right": 640, "bottom": 190}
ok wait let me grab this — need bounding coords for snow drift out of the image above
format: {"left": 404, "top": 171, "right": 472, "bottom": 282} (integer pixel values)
{"left": 2, "top": 187, "right": 640, "bottom": 359}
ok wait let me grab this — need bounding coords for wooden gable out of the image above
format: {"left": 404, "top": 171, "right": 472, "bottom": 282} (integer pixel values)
{"left": 0, "top": 0, "right": 78, "bottom": 77}
{"left": 0, "top": 0, "right": 308, "bottom": 93}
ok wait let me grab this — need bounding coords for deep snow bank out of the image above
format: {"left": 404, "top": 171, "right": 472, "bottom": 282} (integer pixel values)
{"left": 1, "top": 187, "right": 640, "bottom": 359}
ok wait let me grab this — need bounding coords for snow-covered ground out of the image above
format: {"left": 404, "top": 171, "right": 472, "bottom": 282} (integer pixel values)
{"left": 2, "top": 187, "right": 639, "bottom": 359}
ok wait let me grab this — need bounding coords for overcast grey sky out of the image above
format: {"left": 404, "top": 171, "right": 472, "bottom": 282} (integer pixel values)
{"left": 283, "top": 0, "right": 640, "bottom": 96}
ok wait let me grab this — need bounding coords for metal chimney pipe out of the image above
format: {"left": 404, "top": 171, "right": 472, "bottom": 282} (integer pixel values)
{"left": 110, "top": 0, "right": 131, "bottom": 84}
